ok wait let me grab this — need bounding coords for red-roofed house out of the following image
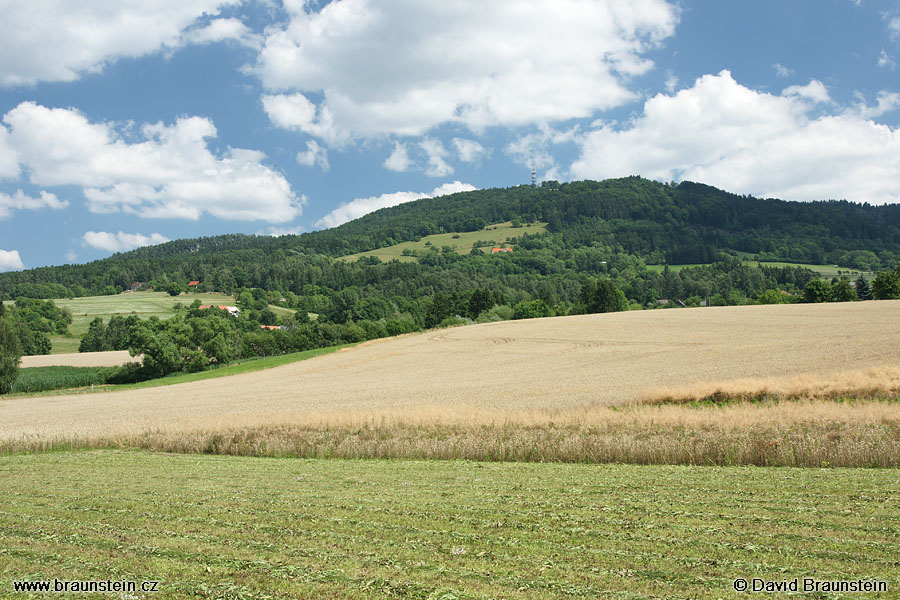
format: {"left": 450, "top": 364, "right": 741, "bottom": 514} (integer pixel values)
{"left": 491, "top": 247, "right": 514, "bottom": 254}
{"left": 188, "top": 280, "right": 200, "bottom": 287}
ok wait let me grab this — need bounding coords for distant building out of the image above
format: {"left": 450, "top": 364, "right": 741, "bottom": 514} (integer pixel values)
{"left": 491, "top": 247, "right": 514, "bottom": 254}
{"left": 188, "top": 280, "right": 200, "bottom": 287}
{"left": 260, "top": 325, "right": 281, "bottom": 331}
{"left": 198, "top": 304, "right": 240, "bottom": 316}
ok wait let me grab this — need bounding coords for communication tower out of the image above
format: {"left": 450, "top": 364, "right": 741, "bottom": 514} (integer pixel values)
{"left": 531, "top": 167, "right": 536, "bottom": 187}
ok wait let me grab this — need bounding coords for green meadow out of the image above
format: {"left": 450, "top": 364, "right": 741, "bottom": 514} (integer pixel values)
{"left": 646, "top": 259, "right": 873, "bottom": 278}
{"left": 1, "top": 451, "right": 896, "bottom": 599}
{"left": 341, "top": 221, "right": 548, "bottom": 263}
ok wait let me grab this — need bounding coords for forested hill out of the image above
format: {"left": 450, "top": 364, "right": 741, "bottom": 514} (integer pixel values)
{"left": 119, "top": 176, "right": 900, "bottom": 263}
{"left": 2, "top": 177, "right": 899, "bottom": 302}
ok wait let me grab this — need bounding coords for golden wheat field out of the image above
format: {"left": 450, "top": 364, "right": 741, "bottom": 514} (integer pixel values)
{"left": 1, "top": 299, "right": 898, "bottom": 435}
{"left": 20, "top": 350, "right": 136, "bottom": 368}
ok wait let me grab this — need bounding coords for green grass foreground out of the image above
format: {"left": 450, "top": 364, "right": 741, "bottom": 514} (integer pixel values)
{"left": 1, "top": 451, "right": 897, "bottom": 599}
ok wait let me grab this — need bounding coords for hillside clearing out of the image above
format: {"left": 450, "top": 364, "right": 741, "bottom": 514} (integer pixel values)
{"left": 340, "top": 221, "right": 548, "bottom": 262}
{"left": 1, "top": 451, "right": 897, "bottom": 599}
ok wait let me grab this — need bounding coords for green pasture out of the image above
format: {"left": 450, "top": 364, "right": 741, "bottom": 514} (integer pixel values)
{"left": 646, "top": 260, "right": 873, "bottom": 278}
{"left": 52, "top": 291, "right": 236, "bottom": 337}
{"left": 341, "top": 221, "right": 548, "bottom": 262}
{"left": 0, "top": 452, "right": 896, "bottom": 599}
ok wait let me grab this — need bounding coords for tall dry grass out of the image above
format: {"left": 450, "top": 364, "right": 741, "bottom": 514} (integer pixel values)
{"left": 4, "top": 397, "right": 898, "bottom": 467}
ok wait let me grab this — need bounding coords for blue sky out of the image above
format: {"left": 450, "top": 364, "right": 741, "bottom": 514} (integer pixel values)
{"left": 1, "top": 0, "right": 899, "bottom": 270}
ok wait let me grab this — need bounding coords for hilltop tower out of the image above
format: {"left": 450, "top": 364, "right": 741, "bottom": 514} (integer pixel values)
{"left": 531, "top": 167, "right": 536, "bottom": 187}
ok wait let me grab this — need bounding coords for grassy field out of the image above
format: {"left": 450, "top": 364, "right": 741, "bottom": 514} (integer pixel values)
{"left": 52, "top": 291, "right": 236, "bottom": 337}
{"left": 341, "top": 221, "right": 548, "bottom": 262}
{"left": 646, "top": 259, "right": 874, "bottom": 278}
{"left": 0, "top": 451, "right": 896, "bottom": 599}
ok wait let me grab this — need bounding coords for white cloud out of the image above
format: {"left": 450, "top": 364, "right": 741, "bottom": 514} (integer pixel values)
{"left": 889, "top": 16, "right": 900, "bottom": 38}
{"left": 506, "top": 124, "right": 579, "bottom": 179}
{"left": 773, "top": 63, "right": 794, "bottom": 78}
{"left": 0, "top": 1, "right": 243, "bottom": 86}
{"left": 296, "top": 140, "right": 329, "bottom": 171}
{"left": 878, "top": 49, "right": 895, "bottom": 69}
{"left": 260, "top": 93, "right": 347, "bottom": 147}
{"left": 664, "top": 71, "right": 679, "bottom": 93}
{"left": 64, "top": 250, "right": 78, "bottom": 263}
{"left": 383, "top": 142, "right": 411, "bottom": 172}
{"left": 572, "top": 70, "right": 900, "bottom": 205}
{"left": 0, "top": 249, "right": 25, "bottom": 272}
{"left": 83, "top": 231, "right": 170, "bottom": 253}
{"left": 260, "top": 226, "right": 304, "bottom": 237}
{"left": 183, "top": 17, "right": 259, "bottom": 48}
{"left": 420, "top": 138, "right": 453, "bottom": 177}
{"left": 782, "top": 80, "right": 831, "bottom": 105}
{"left": 254, "top": 0, "right": 678, "bottom": 141}
{"left": 854, "top": 91, "right": 900, "bottom": 119}
{"left": 0, "top": 189, "right": 68, "bottom": 219}
{"left": 3, "top": 102, "right": 302, "bottom": 222}
{"left": 317, "top": 181, "right": 476, "bottom": 229}
{"left": 452, "top": 138, "right": 488, "bottom": 163}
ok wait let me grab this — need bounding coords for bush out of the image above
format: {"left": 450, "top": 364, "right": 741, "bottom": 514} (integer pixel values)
{"left": 0, "top": 318, "right": 22, "bottom": 394}
{"left": 512, "top": 299, "right": 553, "bottom": 320}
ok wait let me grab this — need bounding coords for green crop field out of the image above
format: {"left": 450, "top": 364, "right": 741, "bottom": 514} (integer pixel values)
{"left": 341, "top": 221, "right": 548, "bottom": 263}
{"left": 0, "top": 451, "right": 896, "bottom": 599}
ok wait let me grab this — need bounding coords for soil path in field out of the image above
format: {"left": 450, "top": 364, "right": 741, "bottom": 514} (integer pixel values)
{"left": 2, "top": 301, "right": 899, "bottom": 440}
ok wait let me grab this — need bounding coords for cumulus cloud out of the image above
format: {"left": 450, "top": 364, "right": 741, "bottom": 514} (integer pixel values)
{"left": 296, "top": 140, "right": 329, "bottom": 171}
{"left": 506, "top": 124, "right": 579, "bottom": 180}
{"left": 0, "top": 1, "right": 243, "bottom": 86}
{"left": 452, "top": 138, "right": 488, "bottom": 163}
{"left": 572, "top": 70, "right": 900, "bottom": 204}
{"left": 0, "top": 189, "right": 68, "bottom": 219}
{"left": 83, "top": 231, "right": 170, "bottom": 253}
{"left": 0, "top": 249, "right": 25, "bottom": 271}
{"left": 383, "top": 142, "right": 411, "bottom": 172}
{"left": 878, "top": 49, "right": 895, "bottom": 69}
{"left": 317, "top": 181, "right": 476, "bottom": 229}
{"left": 854, "top": 91, "right": 900, "bottom": 119}
{"left": 2, "top": 102, "right": 302, "bottom": 222}
{"left": 260, "top": 226, "right": 304, "bottom": 237}
{"left": 782, "top": 80, "right": 831, "bottom": 104}
{"left": 183, "top": 17, "right": 259, "bottom": 48}
{"left": 255, "top": 0, "right": 678, "bottom": 141}
{"left": 420, "top": 139, "right": 453, "bottom": 177}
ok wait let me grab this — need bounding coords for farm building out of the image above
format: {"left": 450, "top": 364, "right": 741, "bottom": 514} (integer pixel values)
{"left": 188, "top": 280, "right": 200, "bottom": 287}
{"left": 491, "top": 247, "right": 514, "bottom": 254}
{"left": 198, "top": 305, "right": 240, "bottom": 316}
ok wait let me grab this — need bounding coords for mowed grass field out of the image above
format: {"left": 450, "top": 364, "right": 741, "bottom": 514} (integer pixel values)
{"left": 341, "top": 221, "right": 548, "bottom": 262}
{"left": 43, "top": 291, "right": 236, "bottom": 353}
{"left": 53, "top": 291, "right": 236, "bottom": 336}
{"left": 646, "top": 259, "right": 873, "bottom": 278}
{"left": 1, "top": 451, "right": 897, "bottom": 599}
{"left": 2, "top": 301, "right": 899, "bottom": 466}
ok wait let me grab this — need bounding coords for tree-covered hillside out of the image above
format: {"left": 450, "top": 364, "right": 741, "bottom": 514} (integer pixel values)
{"left": 1, "top": 177, "right": 898, "bottom": 306}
